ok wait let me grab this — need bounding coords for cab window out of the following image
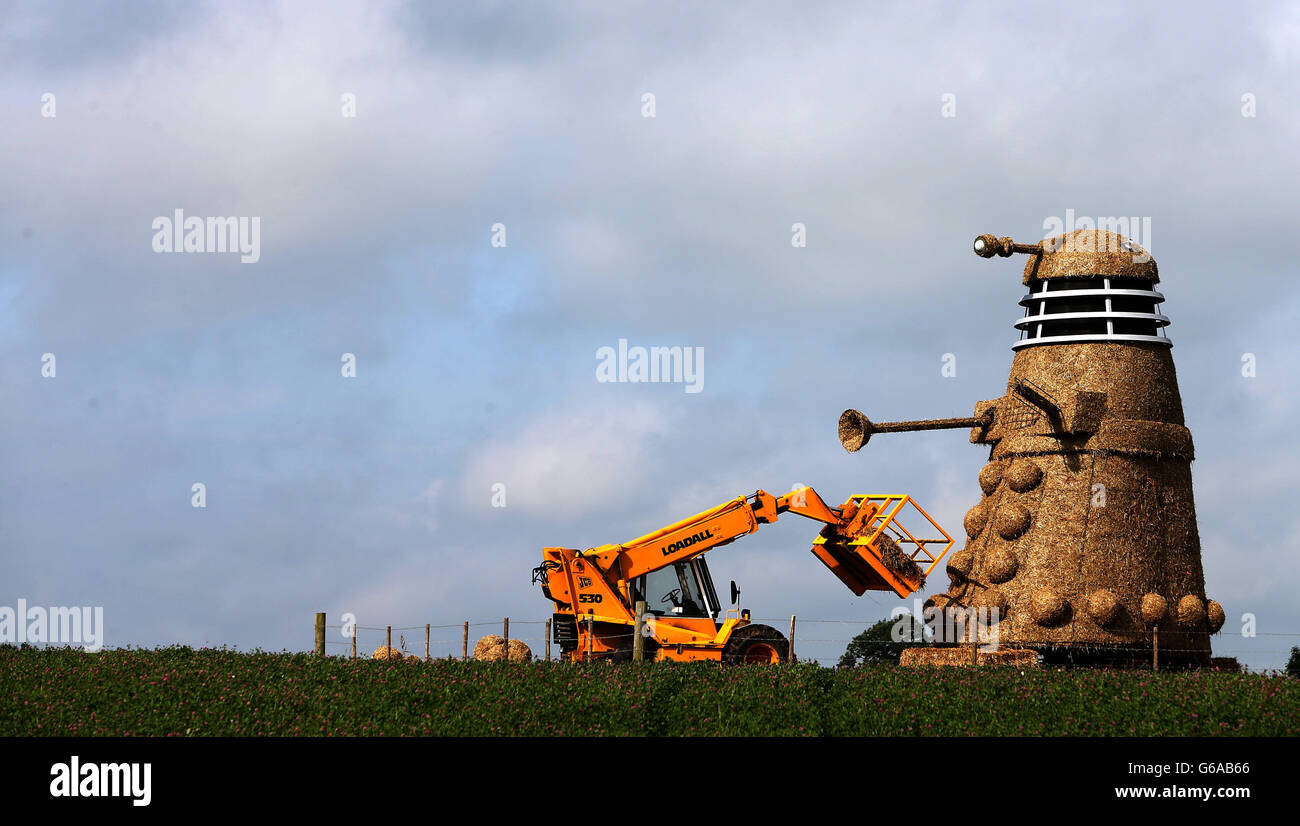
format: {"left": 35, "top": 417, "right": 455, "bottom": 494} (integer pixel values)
{"left": 636, "top": 563, "right": 709, "bottom": 618}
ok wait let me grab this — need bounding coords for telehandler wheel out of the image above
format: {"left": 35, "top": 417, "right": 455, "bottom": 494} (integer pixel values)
{"left": 722, "top": 624, "right": 788, "bottom": 665}
{"left": 605, "top": 634, "right": 659, "bottom": 663}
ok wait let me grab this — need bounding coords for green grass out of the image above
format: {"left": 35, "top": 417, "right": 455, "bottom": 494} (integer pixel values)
{"left": 3, "top": 645, "right": 1296, "bottom": 736}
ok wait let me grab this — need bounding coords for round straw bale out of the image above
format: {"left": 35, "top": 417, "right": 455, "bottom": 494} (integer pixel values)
{"left": 404, "top": 654, "right": 422, "bottom": 662}
{"left": 946, "top": 549, "right": 973, "bottom": 583}
{"left": 1005, "top": 460, "right": 1043, "bottom": 492}
{"left": 944, "top": 603, "right": 972, "bottom": 628}
{"left": 371, "top": 645, "right": 402, "bottom": 661}
{"left": 963, "top": 504, "right": 987, "bottom": 538}
{"left": 1176, "top": 595, "right": 1205, "bottom": 629}
{"left": 1206, "top": 600, "right": 1225, "bottom": 634}
{"left": 473, "top": 634, "right": 506, "bottom": 661}
{"left": 1084, "top": 589, "right": 1121, "bottom": 627}
{"left": 507, "top": 639, "right": 533, "bottom": 662}
{"left": 994, "top": 504, "right": 1032, "bottom": 540}
{"left": 1030, "top": 588, "right": 1069, "bottom": 626}
{"left": 1140, "top": 593, "right": 1167, "bottom": 625}
{"left": 474, "top": 634, "right": 532, "bottom": 662}
{"left": 978, "top": 462, "right": 1005, "bottom": 495}
{"left": 984, "top": 548, "right": 1019, "bottom": 583}
{"left": 972, "top": 587, "right": 1009, "bottom": 620}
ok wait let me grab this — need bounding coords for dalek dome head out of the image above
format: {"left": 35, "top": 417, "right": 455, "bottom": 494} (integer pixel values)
{"left": 975, "top": 230, "right": 1170, "bottom": 351}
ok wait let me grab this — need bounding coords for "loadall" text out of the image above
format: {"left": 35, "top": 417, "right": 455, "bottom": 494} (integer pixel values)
{"left": 662, "top": 530, "right": 713, "bottom": 556}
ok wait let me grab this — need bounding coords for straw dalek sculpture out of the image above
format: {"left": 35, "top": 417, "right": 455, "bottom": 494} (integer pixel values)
{"left": 840, "top": 230, "right": 1223, "bottom": 667}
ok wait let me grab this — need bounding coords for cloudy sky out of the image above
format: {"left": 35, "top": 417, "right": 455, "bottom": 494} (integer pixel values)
{"left": 3, "top": 0, "right": 1298, "bottom": 669}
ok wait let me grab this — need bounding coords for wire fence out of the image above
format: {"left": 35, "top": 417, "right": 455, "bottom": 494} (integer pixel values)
{"left": 312, "top": 613, "right": 1300, "bottom": 671}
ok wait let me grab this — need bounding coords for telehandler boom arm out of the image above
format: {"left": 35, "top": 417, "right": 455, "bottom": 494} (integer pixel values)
{"left": 578, "top": 486, "right": 848, "bottom": 581}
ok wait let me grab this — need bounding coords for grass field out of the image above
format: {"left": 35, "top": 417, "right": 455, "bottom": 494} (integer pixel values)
{"left": 3, "top": 645, "right": 1297, "bottom": 736}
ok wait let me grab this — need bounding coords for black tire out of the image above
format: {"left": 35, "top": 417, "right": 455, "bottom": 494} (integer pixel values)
{"left": 598, "top": 630, "right": 659, "bottom": 663}
{"left": 605, "top": 637, "right": 634, "bottom": 663}
{"left": 722, "top": 623, "right": 789, "bottom": 665}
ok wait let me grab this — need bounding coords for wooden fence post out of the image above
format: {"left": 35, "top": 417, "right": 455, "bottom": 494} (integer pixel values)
{"left": 1152, "top": 625, "right": 1159, "bottom": 672}
{"left": 386, "top": 625, "right": 392, "bottom": 655}
{"left": 462, "top": 622, "right": 469, "bottom": 660}
{"left": 586, "top": 616, "right": 593, "bottom": 661}
{"left": 633, "top": 601, "right": 647, "bottom": 662}
{"left": 545, "top": 619, "right": 552, "bottom": 662}
{"left": 314, "top": 612, "right": 325, "bottom": 656}
{"left": 503, "top": 617, "right": 509, "bottom": 661}
{"left": 425, "top": 624, "right": 430, "bottom": 661}
{"left": 788, "top": 614, "right": 796, "bottom": 664}
{"left": 351, "top": 625, "right": 356, "bottom": 659}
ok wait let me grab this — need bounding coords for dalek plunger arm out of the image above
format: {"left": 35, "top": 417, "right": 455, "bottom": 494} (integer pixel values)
{"left": 838, "top": 408, "right": 994, "bottom": 452}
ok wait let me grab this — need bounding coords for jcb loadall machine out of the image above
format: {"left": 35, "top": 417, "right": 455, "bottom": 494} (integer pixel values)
{"left": 533, "top": 487, "right": 953, "bottom": 663}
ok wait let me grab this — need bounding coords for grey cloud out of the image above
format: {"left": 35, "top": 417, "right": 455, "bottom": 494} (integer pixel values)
{"left": 3, "top": 0, "right": 1298, "bottom": 669}
{"left": 0, "top": 0, "right": 206, "bottom": 73}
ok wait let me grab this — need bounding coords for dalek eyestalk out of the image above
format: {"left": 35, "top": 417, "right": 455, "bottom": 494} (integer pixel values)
{"left": 973, "top": 234, "right": 1043, "bottom": 258}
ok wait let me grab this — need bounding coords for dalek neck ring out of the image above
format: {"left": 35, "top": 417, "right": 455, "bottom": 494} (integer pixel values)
{"left": 1013, "top": 276, "right": 1171, "bottom": 350}
{"left": 974, "top": 232, "right": 1172, "bottom": 350}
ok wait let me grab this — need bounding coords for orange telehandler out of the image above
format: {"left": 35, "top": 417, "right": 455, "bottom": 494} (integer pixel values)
{"left": 532, "top": 487, "right": 954, "bottom": 663}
